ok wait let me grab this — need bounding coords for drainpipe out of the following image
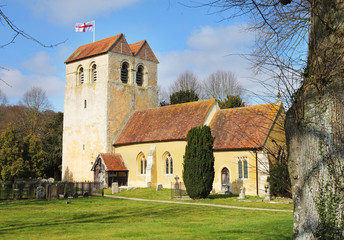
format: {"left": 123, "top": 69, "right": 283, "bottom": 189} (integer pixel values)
{"left": 255, "top": 150, "right": 259, "bottom": 196}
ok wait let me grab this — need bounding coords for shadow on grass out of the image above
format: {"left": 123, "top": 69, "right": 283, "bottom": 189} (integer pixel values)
{"left": 207, "top": 194, "right": 237, "bottom": 199}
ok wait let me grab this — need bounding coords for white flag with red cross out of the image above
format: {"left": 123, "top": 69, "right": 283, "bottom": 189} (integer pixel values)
{"left": 75, "top": 21, "right": 95, "bottom": 32}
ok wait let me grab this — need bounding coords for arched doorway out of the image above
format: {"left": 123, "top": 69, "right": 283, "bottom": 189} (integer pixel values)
{"left": 221, "top": 167, "right": 230, "bottom": 192}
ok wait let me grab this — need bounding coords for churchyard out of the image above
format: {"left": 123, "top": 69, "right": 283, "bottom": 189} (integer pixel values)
{"left": 0, "top": 188, "right": 293, "bottom": 239}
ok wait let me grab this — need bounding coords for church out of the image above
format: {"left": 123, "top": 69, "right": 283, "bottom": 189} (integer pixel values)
{"left": 62, "top": 34, "right": 285, "bottom": 197}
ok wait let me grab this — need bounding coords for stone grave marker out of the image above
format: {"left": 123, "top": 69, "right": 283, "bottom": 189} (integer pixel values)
{"left": 36, "top": 186, "right": 45, "bottom": 199}
{"left": 47, "top": 178, "right": 54, "bottom": 184}
{"left": 156, "top": 184, "right": 163, "bottom": 191}
{"left": 46, "top": 184, "right": 58, "bottom": 200}
{"left": 57, "top": 183, "right": 64, "bottom": 198}
{"left": 238, "top": 186, "right": 246, "bottom": 200}
{"left": 65, "top": 183, "right": 74, "bottom": 198}
{"left": 112, "top": 182, "right": 119, "bottom": 194}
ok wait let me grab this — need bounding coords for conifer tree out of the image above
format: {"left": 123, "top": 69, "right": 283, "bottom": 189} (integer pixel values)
{"left": 0, "top": 124, "right": 25, "bottom": 180}
{"left": 183, "top": 125, "right": 215, "bottom": 199}
{"left": 22, "top": 131, "right": 45, "bottom": 178}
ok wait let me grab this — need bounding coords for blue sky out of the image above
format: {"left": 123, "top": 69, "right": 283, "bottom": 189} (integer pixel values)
{"left": 0, "top": 0, "right": 265, "bottom": 112}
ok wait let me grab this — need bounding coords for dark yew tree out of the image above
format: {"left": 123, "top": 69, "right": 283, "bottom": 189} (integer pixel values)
{"left": 196, "top": 0, "right": 344, "bottom": 238}
{"left": 218, "top": 95, "right": 245, "bottom": 109}
{"left": 170, "top": 89, "right": 199, "bottom": 105}
{"left": 183, "top": 125, "right": 215, "bottom": 199}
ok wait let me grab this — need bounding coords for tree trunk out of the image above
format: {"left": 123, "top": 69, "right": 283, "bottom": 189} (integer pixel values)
{"left": 286, "top": 1, "right": 344, "bottom": 239}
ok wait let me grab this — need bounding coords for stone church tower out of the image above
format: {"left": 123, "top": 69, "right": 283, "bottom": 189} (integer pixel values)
{"left": 62, "top": 34, "right": 159, "bottom": 181}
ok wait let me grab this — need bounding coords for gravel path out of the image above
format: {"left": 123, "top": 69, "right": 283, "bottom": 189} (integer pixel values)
{"left": 104, "top": 195, "right": 293, "bottom": 213}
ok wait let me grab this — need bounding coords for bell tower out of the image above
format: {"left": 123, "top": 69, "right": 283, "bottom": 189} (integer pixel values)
{"left": 62, "top": 34, "right": 158, "bottom": 181}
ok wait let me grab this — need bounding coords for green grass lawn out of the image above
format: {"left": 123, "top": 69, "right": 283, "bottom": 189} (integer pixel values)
{"left": 0, "top": 197, "right": 292, "bottom": 240}
{"left": 104, "top": 187, "right": 293, "bottom": 211}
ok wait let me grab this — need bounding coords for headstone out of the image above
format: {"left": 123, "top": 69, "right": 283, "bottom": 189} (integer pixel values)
{"left": 46, "top": 184, "right": 58, "bottom": 200}
{"left": 156, "top": 184, "right": 163, "bottom": 191}
{"left": 83, "top": 192, "right": 89, "bottom": 197}
{"left": 146, "top": 182, "right": 152, "bottom": 188}
{"left": 238, "top": 186, "right": 246, "bottom": 200}
{"left": 73, "top": 192, "right": 78, "bottom": 198}
{"left": 41, "top": 179, "right": 48, "bottom": 183}
{"left": 112, "top": 182, "right": 119, "bottom": 194}
{"left": 264, "top": 184, "right": 271, "bottom": 201}
{"left": 36, "top": 186, "right": 45, "bottom": 199}
{"left": 48, "top": 178, "right": 54, "bottom": 184}
{"left": 66, "top": 199, "right": 71, "bottom": 204}
{"left": 174, "top": 175, "right": 180, "bottom": 190}
{"left": 65, "top": 183, "right": 74, "bottom": 197}
{"left": 57, "top": 183, "right": 64, "bottom": 196}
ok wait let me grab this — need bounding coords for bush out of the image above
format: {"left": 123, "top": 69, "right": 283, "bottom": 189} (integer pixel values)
{"left": 183, "top": 125, "right": 215, "bottom": 199}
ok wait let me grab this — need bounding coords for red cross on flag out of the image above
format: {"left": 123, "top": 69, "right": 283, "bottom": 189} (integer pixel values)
{"left": 75, "top": 21, "right": 94, "bottom": 32}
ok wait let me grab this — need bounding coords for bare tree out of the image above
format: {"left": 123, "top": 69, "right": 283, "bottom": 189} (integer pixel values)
{"left": 195, "top": 1, "right": 344, "bottom": 238}
{"left": 0, "top": 89, "right": 7, "bottom": 106}
{"left": 170, "top": 70, "right": 202, "bottom": 96}
{"left": 203, "top": 70, "right": 243, "bottom": 101}
{"left": 21, "top": 87, "right": 51, "bottom": 133}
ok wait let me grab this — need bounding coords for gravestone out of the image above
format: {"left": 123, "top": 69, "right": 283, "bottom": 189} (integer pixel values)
{"left": 47, "top": 185, "right": 58, "bottom": 200}
{"left": 36, "top": 186, "right": 45, "bottom": 199}
{"left": 47, "top": 178, "right": 54, "bottom": 184}
{"left": 65, "top": 183, "right": 74, "bottom": 197}
{"left": 238, "top": 186, "right": 246, "bottom": 200}
{"left": 112, "top": 182, "right": 119, "bottom": 194}
{"left": 264, "top": 184, "right": 271, "bottom": 201}
{"left": 174, "top": 175, "right": 180, "bottom": 190}
{"left": 83, "top": 192, "right": 89, "bottom": 197}
{"left": 73, "top": 192, "right": 78, "bottom": 198}
{"left": 156, "top": 184, "right": 163, "bottom": 191}
{"left": 57, "top": 183, "right": 64, "bottom": 196}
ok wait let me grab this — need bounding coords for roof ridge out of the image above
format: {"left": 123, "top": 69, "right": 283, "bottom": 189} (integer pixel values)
{"left": 133, "top": 99, "right": 216, "bottom": 113}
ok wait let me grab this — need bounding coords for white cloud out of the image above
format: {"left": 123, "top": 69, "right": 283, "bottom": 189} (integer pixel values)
{"left": 19, "top": 0, "right": 142, "bottom": 25}
{"left": 22, "top": 52, "right": 57, "bottom": 74}
{"left": 157, "top": 24, "right": 265, "bottom": 100}
{"left": 0, "top": 67, "right": 64, "bottom": 102}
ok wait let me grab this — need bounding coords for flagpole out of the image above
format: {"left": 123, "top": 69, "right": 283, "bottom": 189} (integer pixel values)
{"left": 93, "top": 20, "right": 95, "bottom": 42}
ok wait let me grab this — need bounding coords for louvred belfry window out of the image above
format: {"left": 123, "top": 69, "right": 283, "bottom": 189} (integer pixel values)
{"left": 136, "top": 66, "right": 143, "bottom": 86}
{"left": 121, "top": 62, "right": 129, "bottom": 84}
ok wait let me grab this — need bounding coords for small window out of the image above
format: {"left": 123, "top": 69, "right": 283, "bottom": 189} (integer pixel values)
{"left": 244, "top": 160, "right": 248, "bottom": 178}
{"left": 92, "top": 64, "right": 97, "bottom": 82}
{"left": 136, "top": 66, "right": 143, "bottom": 86}
{"left": 84, "top": 99, "right": 87, "bottom": 108}
{"left": 238, "top": 157, "right": 248, "bottom": 179}
{"left": 164, "top": 153, "right": 173, "bottom": 175}
{"left": 138, "top": 153, "right": 146, "bottom": 175}
{"left": 238, "top": 160, "right": 243, "bottom": 179}
{"left": 121, "top": 62, "right": 129, "bottom": 84}
{"left": 79, "top": 67, "right": 84, "bottom": 84}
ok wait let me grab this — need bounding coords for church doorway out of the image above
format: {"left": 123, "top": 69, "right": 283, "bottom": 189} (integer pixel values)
{"left": 221, "top": 167, "right": 230, "bottom": 192}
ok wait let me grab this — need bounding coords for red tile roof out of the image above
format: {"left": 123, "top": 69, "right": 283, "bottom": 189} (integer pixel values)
{"left": 114, "top": 99, "right": 216, "bottom": 146}
{"left": 65, "top": 34, "right": 122, "bottom": 63}
{"left": 129, "top": 40, "right": 145, "bottom": 55}
{"left": 100, "top": 153, "right": 128, "bottom": 171}
{"left": 65, "top": 34, "right": 159, "bottom": 63}
{"left": 210, "top": 102, "right": 281, "bottom": 150}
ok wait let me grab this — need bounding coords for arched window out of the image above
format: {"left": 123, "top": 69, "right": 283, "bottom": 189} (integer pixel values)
{"left": 238, "top": 156, "right": 248, "bottom": 179}
{"left": 91, "top": 64, "right": 97, "bottom": 82}
{"left": 238, "top": 160, "right": 243, "bottom": 179}
{"left": 84, "top": 99, "right": 87, "bottom": 109}
{"left": 121, "top": 62, "right": 129, "bottom": 84}
{"left": 221, "top": 167, "right": 230, "bottom": 191}
{"left": 164, "top": 153, "right": 173, "bottom": 174}
{"left": 79, "top": 67, "right": 84, "bottom": 84}
{"left": 243, "top": 160, "right": 248, "bottom": 178}
{"left": 136, "top": 66, "right": 143, "bottom": 86}
{"left": 137, "top": 153, "right": 146, "bottom": 175}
